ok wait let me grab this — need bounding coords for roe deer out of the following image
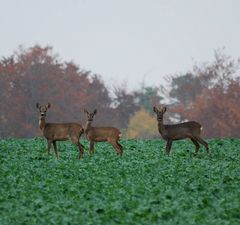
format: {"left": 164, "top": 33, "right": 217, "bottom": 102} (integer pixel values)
{"left": 84, "top": 109, "right": 123, "bottom": 156}
{"left": 36, "top": 103, "right": 84, "bottom": 159}
{"left": 153, "top": 106, "right": 208, "bottom": 156}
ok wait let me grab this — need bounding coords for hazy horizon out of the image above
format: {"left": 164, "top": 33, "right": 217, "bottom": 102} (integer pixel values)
{"left": 1, "top": 0, "right": 240, "bottom": 91}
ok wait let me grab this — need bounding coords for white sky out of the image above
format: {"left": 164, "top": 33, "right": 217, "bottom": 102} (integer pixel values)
{"left": 1, "top": 0, "right": 240, "bottom": 91}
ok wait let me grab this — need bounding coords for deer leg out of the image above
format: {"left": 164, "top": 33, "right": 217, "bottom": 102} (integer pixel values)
{"left": 165, "top": 140, "right": 172, "bottom": 156}
{"left": 47, "top": 140, "right": 52, "bottom": 155}
{"left": 116, "top": 141, "right": 123, "bottom": 156}
{"left": 52, "top": 141, "right": 59, "bottom": 159}
{"left": 90, "top": 141, "right": 95, "bottom": 154}
{"left": 110, "top": 141, "right": 122, "bottom": 156}
{"left": 195, "top": 137, "right": 209, "bottom": 153}
{"left": 70, "top": 137, "right": 84, "bottom": 159}
{"left": 77, "top": 142, "right": 84, "bottom": 159}
{"left": 190, "top": 138, "right": 200, "bottom": 155}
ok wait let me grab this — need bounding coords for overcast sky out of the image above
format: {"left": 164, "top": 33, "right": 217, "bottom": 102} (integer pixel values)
{"left": 1, "top": 0, "right": 240, "bottom": 91}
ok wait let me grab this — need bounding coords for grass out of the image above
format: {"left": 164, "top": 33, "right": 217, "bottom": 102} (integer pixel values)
{"left": 0, "top": 138, "right": 240, "bottom": 225}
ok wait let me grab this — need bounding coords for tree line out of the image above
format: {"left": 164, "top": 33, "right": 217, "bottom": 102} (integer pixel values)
{"left": 0, "top": 46, "right": 239, "bottom": 138}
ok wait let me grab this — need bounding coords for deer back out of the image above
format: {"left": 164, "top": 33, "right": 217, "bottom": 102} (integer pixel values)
{"left": 162, "top": 121, "right": 202, "bottom": 140}
{"left": 43, "top": 123, "right": 84, "bottom": 141}
{"left": 86, "top": 126, "right": 121, "bottom": 142}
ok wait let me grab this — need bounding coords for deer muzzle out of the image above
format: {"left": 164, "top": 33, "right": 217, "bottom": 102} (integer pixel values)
{"left": 40, "top": 113, "right": 45, "bottom": 119}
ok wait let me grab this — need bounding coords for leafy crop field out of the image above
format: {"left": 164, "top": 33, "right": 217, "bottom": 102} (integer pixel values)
{"left": 0, "top": 138, "right": 240, "bottom": 225}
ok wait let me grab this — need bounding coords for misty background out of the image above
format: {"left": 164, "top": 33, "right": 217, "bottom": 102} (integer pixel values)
{"left": 0, "top": 0, "right": 239, "bottom": 138}
{"left": 1, "top": 0, "right": 240, "bottom": 89}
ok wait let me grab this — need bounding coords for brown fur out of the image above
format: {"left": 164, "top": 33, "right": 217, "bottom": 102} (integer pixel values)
{"left": 36, "top": 103, "right": 84, "bottom": 159}
{"left": 84, "top": 109, "right": 123, "bottom": 155}
{"left": 153, "top": 106, "right": 208, "bottom": 156}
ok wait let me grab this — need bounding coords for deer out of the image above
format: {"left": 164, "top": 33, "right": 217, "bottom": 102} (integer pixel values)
{"left": 153, "top": 106, "right": 209, "bottom": 156}
{"left": 36, "top": 103, "right": 84, "bottom": 159}
{"left": 84, "top": 109, "right": 123, "bottom": 156}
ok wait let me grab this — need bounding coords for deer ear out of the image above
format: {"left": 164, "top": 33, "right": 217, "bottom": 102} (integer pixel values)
{"left": 153, "top": 106, "right": 157, "bottom": 113}
{"left": 93, "top": 109, "right": 97, "bottom": 115}
{"left": 162, "top": 107, "right": 167, "bottom": 113}
{"left": 84, "top": 109, "right": 88, "bottom": 114}
{"left": 47, "top": 103, "right": 51, "bottom": 108}
{"left": 36, "top": 103, "right": 40, "bottom": 109}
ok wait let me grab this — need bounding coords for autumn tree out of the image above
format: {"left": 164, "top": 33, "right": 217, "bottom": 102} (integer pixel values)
{"left": 112, "top": 85, "right": 139, "bottom": 129}
{"left": 176, "top": 78, "right": 240, "bottom": 137}
{"left": 126, "top": 108, "right": 159, "bottom": 139}
{"left": 134, "top": 85, "right": 163, "bottom": 115}
{"left": 166, "top": 49, "right": 240, "bottom": 137}
{"left": 0, "top": 45, "right": 113, "bottom": 137}
{"left": 165, "top": 72, "right": 210, "bottom": 106}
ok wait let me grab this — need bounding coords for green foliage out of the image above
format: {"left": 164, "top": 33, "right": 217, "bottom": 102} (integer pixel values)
{"left": 0, "top": 138, "right": 240, "bottom": 225}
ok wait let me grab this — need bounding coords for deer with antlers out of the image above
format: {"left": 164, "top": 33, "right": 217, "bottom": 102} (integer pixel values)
{"left": 153, "top": 106, "right": 209, "bottom": 156}
{"left": 84, "top": 109, "right": 123, "bottom": 156}
{"left": 36, "top": 103, "right": 84, "bottom": 159}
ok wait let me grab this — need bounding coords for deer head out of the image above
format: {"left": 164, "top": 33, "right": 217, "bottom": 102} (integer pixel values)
{"left": 153, "top": 106, "right": 166, "bottom": 122}
{"left": 84, "top": 109, "right": 97, "bottom": 122}
{"left": 36, "top": 103, "right": 51, "bottom": 119}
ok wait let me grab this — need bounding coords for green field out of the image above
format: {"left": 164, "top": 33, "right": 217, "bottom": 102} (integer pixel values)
{"left": 0, "top": 138, "right": 240, "bottom": 225}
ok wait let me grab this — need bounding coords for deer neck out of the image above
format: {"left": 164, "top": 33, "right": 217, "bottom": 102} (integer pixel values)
{"left": 39, "top": 116, "right": 46, "bottom": 130}
{"left": 85, "top": 121, "right": 92, "bottom": 134}
{"left": 157, "top": 119, "right": 167, "bottom": 136}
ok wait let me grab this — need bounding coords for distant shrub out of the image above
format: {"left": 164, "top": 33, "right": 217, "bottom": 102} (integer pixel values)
{"left": 126, "top": 108, "right": 159, "bottom": 139}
